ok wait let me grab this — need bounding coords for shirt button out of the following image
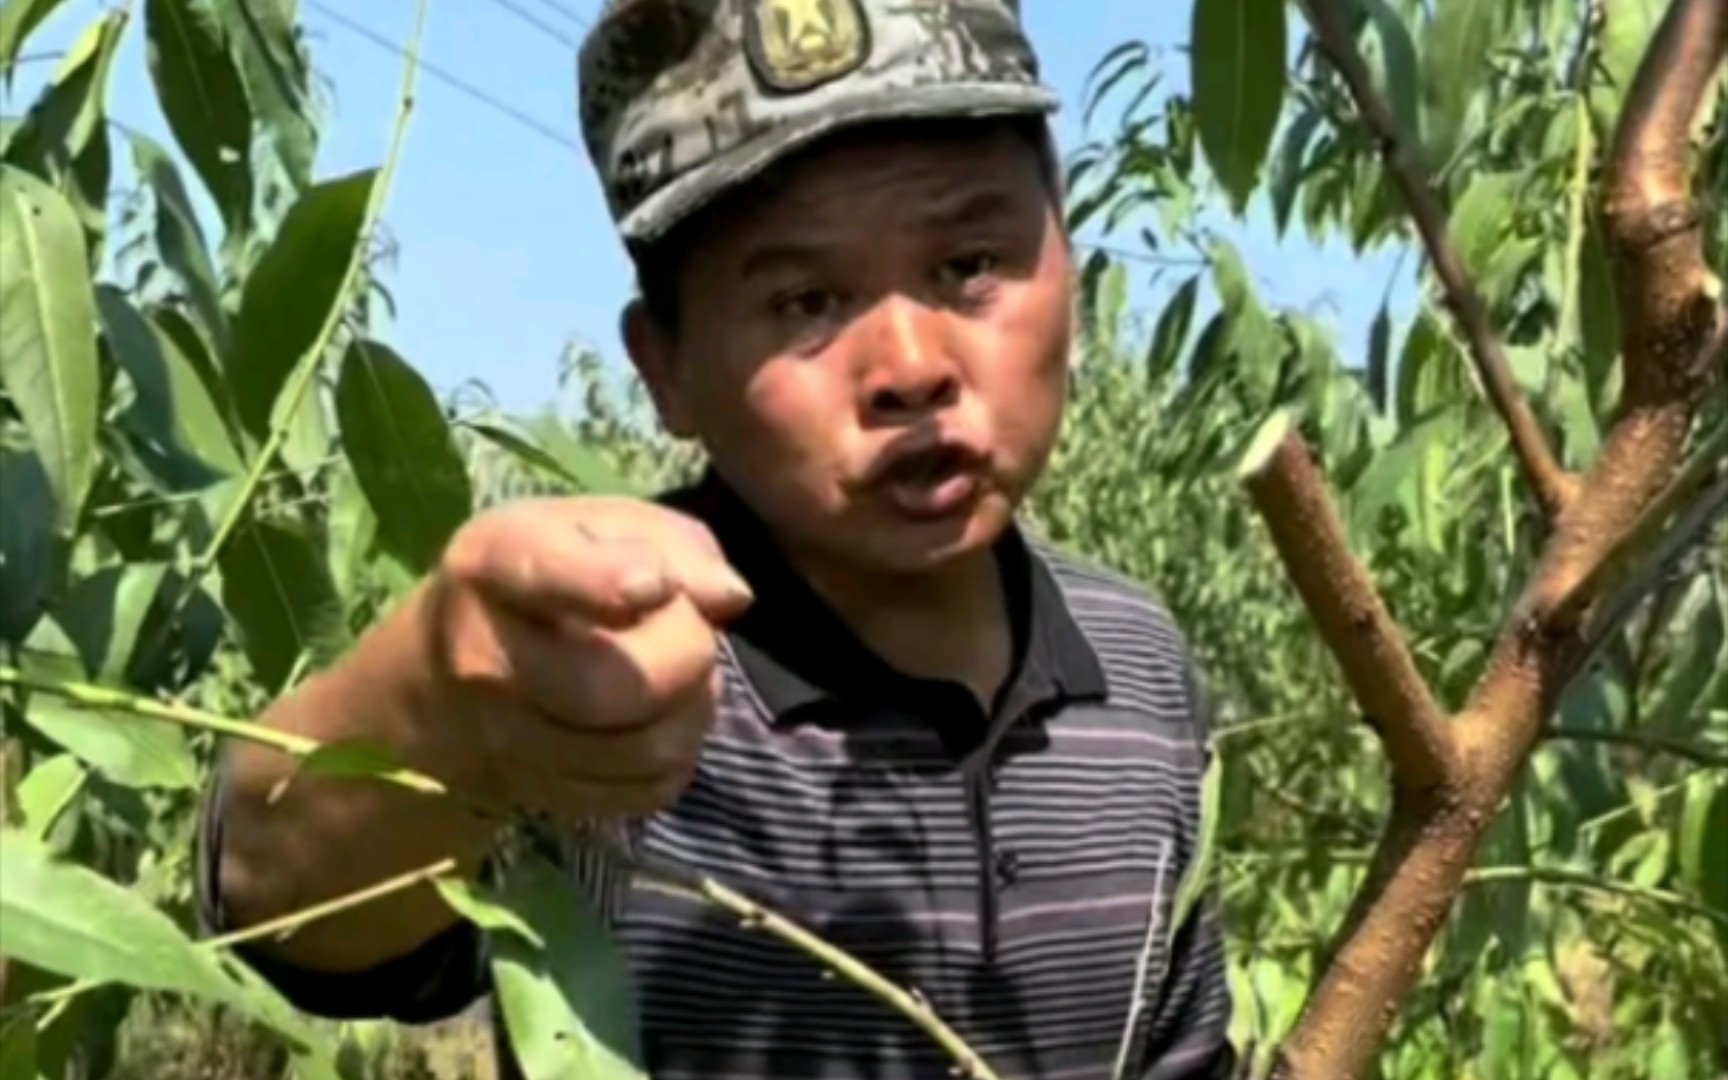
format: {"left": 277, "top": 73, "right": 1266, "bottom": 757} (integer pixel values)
{"left": 994, "top": 847, "right": 1020, "bottom": 886}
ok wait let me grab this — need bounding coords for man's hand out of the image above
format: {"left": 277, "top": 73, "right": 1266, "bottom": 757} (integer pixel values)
{"left": 422, "top": 496, "right": 754, "bottom": 822}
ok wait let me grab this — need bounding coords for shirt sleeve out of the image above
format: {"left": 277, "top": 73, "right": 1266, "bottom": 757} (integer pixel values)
{"left": 195, "top": 767, "right": 492, "bottom": 1024}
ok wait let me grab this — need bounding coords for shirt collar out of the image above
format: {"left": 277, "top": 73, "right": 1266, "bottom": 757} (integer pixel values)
{"left": 657, "top": 469, "right": 1107, "bottom": 726}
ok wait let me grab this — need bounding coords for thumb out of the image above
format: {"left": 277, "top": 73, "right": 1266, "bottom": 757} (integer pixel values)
{"left": 662, "top": 545, "right": 754, "bottom": 624}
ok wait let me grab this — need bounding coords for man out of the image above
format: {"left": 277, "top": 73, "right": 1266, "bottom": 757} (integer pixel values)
{"left": 199, "top": 1, "right": 1238, "bottom": 1077}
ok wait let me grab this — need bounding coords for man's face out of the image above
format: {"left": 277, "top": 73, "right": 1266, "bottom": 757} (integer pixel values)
{"left": 626, "top": 121, "right": 1074, "bottom": 579}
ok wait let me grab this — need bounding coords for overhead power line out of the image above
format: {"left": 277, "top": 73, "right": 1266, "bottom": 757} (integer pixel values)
{"left": 522, "top": 0, "right": 592, "bottom": 31}
{"left": 304, "top": 0, "right": 583, "bottom": 155}
{"left": 487, "top": 0, "right": 580, "bottom": 49}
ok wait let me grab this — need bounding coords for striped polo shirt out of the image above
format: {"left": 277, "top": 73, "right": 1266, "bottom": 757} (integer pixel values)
{"left": 202, "top": 471, "right": 1237, "bottom": 1080}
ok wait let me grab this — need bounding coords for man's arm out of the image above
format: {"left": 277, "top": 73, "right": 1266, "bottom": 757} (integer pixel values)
{"left": 199, "top": 497, "right": 752, "bottom": 1015}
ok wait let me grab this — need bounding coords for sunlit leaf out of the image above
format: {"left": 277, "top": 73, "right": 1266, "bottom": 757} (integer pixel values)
{"left": 1677, "top": 775, "right": 1727, "bottom": 914}
{"left": 0, "top": 829, "right": 338, "bottom": 1077}
{"left": 0, "top": 10, "right": 125, "bottom": 251}
{"left": 1356, "top": 0, "right": 1422, "bottom": 145}
{"left": 336, "top": 338, "right": 472, "bottom": 576}
{"left": 20, "top": 696, "right": 195, "bottom": 791}
{"left": 0, "top": 0, "right": 74, "bottom": 79}
{"left": 13, "top": 752, "right": 84, "bottom": 839}
{"left": 0, "top": 165, "right": 98, "bottom": 534}
{"left": 1421, "top": 0, "right": 1504, "bottom": 166}
{"left": 230, "top": 168, "right": 377, "bottom": 438}
{"left": 1593, "top": 0, "right": 1666, "bottom": 133}
{"left": 1191, "top": 0, "right": 1286, "bottom": 212}
{"left": 490, "top": 856, "right": 647, "bottom": 1080}
{"left": 433, "top": 874, "right": 545, "bottom": 950}
{"left": 267, "top": 737, "right": 404, "bottom": 805}
{"left": 466, "top": 419, "right": 632, "bottom": 496}
{"left": 217, "top": 0, "right": 316, "bottom": 193}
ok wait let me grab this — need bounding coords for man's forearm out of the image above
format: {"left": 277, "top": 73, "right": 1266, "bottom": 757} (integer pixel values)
{"left": 210, "top": 584, "right": 498, "bottom": 973}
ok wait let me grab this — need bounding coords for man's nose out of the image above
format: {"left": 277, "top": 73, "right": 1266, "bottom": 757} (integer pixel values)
{"left": 857, "top": 297, "right": 959, "bottom": 421}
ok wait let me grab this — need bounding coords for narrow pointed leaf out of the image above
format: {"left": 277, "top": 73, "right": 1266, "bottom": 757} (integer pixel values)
{"left": 54, "top": 562, "right": 172, "bottom": 683}
{"left": 1421, "top": 0, "right": 1503, "bottom": 165}
{"left": 336, "top": 339, "right": 473, "bottom": 575}
{"left": 1, "top": 9, "right": 124, "bottom": 253}
{"left": 0, "top": 446, "right": 60, "bottom": 645}
{"left": 219, "top": 517, "right": 348, "bottom": 695}
{"left": 1268, "top": 108, "right": 1323, "bottom": 235}
{"left": 1366, "top": 303, "right": 1392, "bottom": 412}
{"left": 144, "top": 0, "right": 253, "bottom": 231}
{"left": 1356, "top": 0, "right": 1421, "bottom": 145}
{"left": 464, "top": 420, "right": 628, "bottom": 496}
{"left": 0, "top": 0, "right": 74, "bottom": 77}
{"left": 218, "top": 0, "right": 316, "bottom": 191}
{"left": 95, "top": 285, "right": 242, "bottom": 485}
{"left": 127, "top": 132, "right": 227, "bottom": 350}
{"left": 231, "top": 169, "right": 377, "bottom": 438}
{"left": 490, "top": 856, "right": 647, "bottom": 1080}
{"left": 0, "top": 829, "right": 339, "bottom": 1076}
{"left": 1191, "top": 0, "right": 1286, "bottom": 212}
{"left": 1146, "top": 275, "right": 1200, "bottom": 384}
{"left": 13, "top": 753, "right": 84, "bottom": 839}
{"left": 1677, "top": 775, "right": 1728, "bottom": 914}
{"left": 0, "top": 165, "right": 98, "bottom": 535}
{"left": 21, "top": 696, "right": 196, "bottom": 791}
{"left": 433, "top": 875, "right": 545, "bottom": 950}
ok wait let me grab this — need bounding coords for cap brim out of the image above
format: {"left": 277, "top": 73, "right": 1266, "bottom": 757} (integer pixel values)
{"left": 617, "top": 81, "right": 1060, "bottom": 247}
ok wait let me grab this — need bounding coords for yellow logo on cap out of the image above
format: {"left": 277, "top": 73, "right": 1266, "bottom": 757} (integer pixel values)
{"left": 746, "top": 0, "right": 870, "bottom": 93}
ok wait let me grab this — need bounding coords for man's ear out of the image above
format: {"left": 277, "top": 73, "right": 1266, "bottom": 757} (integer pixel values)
{"left": 621, "top": 298, "right": 697, "bottom": 438}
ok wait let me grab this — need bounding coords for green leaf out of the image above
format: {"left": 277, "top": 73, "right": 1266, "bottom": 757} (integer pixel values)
{"left": 1268, "top": 108, "right": 1323, "bottom": 236}
{"left": 144, "top": 0, "right": 254, "bottom": 233}
{"left": 127, "top": 132, "right": 227, "bottom": 351}
{"left": 0, "top": 10, "right": 124, "bottom": 250}
{"left": 1593, "top": 0, "right": 1666, "bottom": 133}
{"left": 54, "top": 562, "right": 172, "bottom": 683}
{"left": 94, "top": 285, "right": 241, "bottom": 486}
{"left": 1448, "top": 172, "right": 1518, "bottom": 285}
{"left": 327, "top": 465, "right": 378, "bottom": 601}
{"left": 490, "top": 856, "right": 646, "bottom": 1080}
{"left": 433, "top": 874, "right": 545, "bottom": 950}
{"left": 1577, "top": 211, "right": 1621, "bottom": 408}
{"left": 0, "top": 165, "right": 98, "bottom": 535}
{"left": 20, "top": 697, "right": 196, "bottom": 791}
{"left": 0, "top": 828, "right": 339, "bottom": 1077}
{"left": 217, "top": 0, "right": 316, "bottom": 193}
{"left": 335, "top": 339, "right": 473, "bottom": 576}
{"left": 267, "top": 737, "right": 404, "bottom": 805}
{"left": 0, "top": 446, "right": 61, "bottom": 645}
{"left": 0, "top": 0, "right": 74, "bottom": 79}
{"left": 1677, "top": 774, "right": 1727, "bottom": 914}
{"left": 219, "top": 516, "right": 348, "bottom": 695}
{"left": 1356, "top": 0, "right": 1422, "bottom": 145}
{"left": 1421, "top": 0, "right": 1503, "bottom": 166}
{"left": 1145, "top": 275, "right": 1200, "bottom": 385}
{"left": 13, "top": 752, "right": 83, "bottom": 839}
{"left": 1191, "top": 0, "right": 1287, "bottom": 212}
{"left": 465, "top": 420, "right": 631, "bottom": 496}
{"left": 1366, "top": 302, "right": 1392, "bottom": 412}
{"left": 230, "top": 169, "right": 377, "bottom": 438}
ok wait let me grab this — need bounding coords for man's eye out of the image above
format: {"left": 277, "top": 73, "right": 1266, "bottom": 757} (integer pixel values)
{"left": 943, "top": 252, "right": 1001, "bottom": 287}
{"left": 770, "top": 288, "right": 839, "bottom": 321}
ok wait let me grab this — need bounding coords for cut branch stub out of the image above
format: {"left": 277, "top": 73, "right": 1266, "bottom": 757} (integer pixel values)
{"left": 1236, "top": 413, "right": 1459, "bottom": 793}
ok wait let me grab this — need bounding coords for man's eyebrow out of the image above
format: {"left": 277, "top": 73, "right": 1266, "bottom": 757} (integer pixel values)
{"left": 739, "top": 242, "right": 825, "bottom": 281}
{"left": 922, "top": 188, "right": 1020, "bottom": 229}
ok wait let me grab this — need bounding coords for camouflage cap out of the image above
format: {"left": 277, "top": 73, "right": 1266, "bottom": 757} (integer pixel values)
{"left": 577, "top": 0, "right": 1059, "bottom": 247}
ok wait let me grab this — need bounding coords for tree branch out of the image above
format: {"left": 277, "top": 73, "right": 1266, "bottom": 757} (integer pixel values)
{"left": 1293, "top": 0, "right": 1577, "bottom": 518}
{"left": 1237, "top": 414, "right": 1457, "bottom": 791}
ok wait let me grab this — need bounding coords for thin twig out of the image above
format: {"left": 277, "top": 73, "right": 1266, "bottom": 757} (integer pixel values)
{"left": 1294, "top": 0, "right": 1576, "bottom": 517}
{"left": 1236, "top": 414, "right": 1457, "bottom": 791}
{"left": 0, "top": 667, "right": 1001, "bottom": 1079}
{"left": 1544, "top": 725, "right": 1728, "bottom": 769}
{"left": 1465, "top": 865, "right": 1728, "bottom": 930}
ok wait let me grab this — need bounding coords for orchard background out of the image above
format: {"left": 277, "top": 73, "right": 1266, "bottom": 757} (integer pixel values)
{"left": 0, "top": 1, "right": 1723, "bottom": 1078}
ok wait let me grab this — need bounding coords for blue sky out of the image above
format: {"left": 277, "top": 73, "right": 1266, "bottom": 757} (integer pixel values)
{"left": 9, "top": 0, "right": 1413, "bottom": 413}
